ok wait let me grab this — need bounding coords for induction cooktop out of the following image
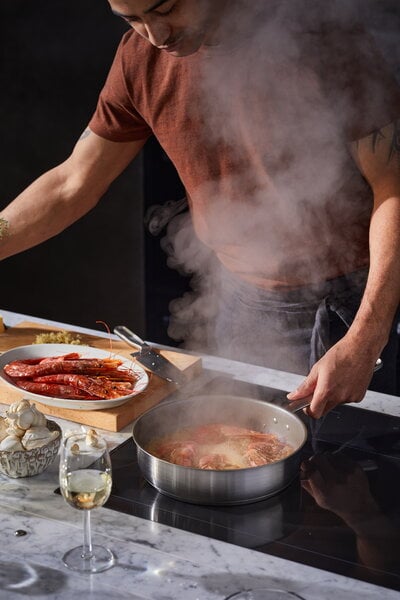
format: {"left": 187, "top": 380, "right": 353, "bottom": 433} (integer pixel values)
{"left": 103, "top": 379, "right": 400, "bottom": 591}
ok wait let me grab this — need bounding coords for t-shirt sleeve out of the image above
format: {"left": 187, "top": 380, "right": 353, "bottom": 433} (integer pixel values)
{"left": 314, "top": 26, "right": 400, "bottom": 141}
{"left": 89, "top": 32, "right": 153, "bottom": 142}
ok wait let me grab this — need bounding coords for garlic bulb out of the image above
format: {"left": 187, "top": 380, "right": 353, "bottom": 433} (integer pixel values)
{"left": 22, "top": 431, "right": 59, "bottom": 451}
{"left": 0, "top": 434, "right": 25, "bottom": 452}
{"left": 6, "top": 400, "right": 45, "bottom": 430}
{"left": 21, "top": 426, "right": 59, "bottom": 451}
{"left": 86, "top": 428, "right": 101, "bottom": 448}
{"left": 6, "top": 421, "right": 26, "bottom": 438}
{"left": 30, "top": 405, "right": 47, "bottom": 427}
{"left": 0, "top": 417, "right": 8, "bottom": 443}
{"left": 1, "top": 399, "right": 60, "bottom": 452}
{"left": 7, "top": 399, "right": 31, "bottom": 414}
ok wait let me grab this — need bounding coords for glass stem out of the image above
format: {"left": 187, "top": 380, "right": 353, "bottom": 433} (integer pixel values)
{"left": 82, "top": 509, "right": 93, "bottom": 559}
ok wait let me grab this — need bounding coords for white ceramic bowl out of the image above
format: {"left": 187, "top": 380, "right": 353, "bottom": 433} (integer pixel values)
{"left": 0, "top": 419, "right": 61, "bottom": 478}
{"left": 0, "top": 344, "right": 149, "bottom": 410}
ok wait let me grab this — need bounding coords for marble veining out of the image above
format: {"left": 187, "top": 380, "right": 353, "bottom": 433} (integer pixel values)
{"left": 0, "top": 308, "right": 399, "bottom": 599}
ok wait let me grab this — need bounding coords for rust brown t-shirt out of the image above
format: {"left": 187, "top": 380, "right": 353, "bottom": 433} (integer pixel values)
{"left": 89, "top": 10, "right": 400, "bottom": 289}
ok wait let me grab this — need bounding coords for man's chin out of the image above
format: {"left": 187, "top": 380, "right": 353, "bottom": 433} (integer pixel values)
{"left": 167, "top": 47, "right": 199, "bottom": 57}
{"left": 161, "top": 37, "right": 204, "bottom": 58}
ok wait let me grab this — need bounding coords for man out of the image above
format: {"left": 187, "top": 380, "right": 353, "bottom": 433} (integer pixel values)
{"left": 1, "top": 0, "right": 399, "bottom": 418}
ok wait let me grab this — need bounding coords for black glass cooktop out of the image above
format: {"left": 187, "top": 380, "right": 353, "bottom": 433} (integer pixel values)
{"left": 105, "top": 379, "right": 400, "bottom": 592}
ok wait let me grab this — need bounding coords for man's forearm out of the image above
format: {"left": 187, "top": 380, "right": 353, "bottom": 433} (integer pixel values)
{"left": 346, "top": 121, "right": 400, "bottom": 356}
{"left": 0, "top": 163, "right": 100, "bottom": 261}
{"left": 346, "top": 194, "right": 400, "bottom": 358}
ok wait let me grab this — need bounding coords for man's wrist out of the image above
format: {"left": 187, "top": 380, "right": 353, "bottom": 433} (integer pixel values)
{"left": 346, "top": 319, "right": 390, "bottom": 360}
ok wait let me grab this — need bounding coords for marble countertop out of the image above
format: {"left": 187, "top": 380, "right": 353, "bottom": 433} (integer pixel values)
{"left": 0, "top": 308, "right": 399, "bottom": 600}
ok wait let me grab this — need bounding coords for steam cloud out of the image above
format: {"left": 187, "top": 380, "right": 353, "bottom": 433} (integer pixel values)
{"left": 157, "top": 0, "right": 399, "bottom": 371}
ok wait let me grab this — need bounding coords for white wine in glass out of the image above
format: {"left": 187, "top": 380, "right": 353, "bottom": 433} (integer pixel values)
{"left": 59, "top": 431, "right": 115, "bottom": 573}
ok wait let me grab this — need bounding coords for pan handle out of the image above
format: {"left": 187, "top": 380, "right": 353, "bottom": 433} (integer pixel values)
{"left": 279, "top": 397, "right": 312, "bottom": 414}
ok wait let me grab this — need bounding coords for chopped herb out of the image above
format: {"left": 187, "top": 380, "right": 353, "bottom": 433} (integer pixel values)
{"left": 33, "top": 330, "right": 83, "bottom": 345}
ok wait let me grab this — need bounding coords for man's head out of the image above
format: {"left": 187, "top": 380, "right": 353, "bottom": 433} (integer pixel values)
{"left": 108, "top": 0, "right": 229, "bottom": 57}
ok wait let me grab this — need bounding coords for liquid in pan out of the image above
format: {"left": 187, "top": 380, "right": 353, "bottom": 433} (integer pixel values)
{"left": 146, "top": 423, "right": 295, "bottom": 470}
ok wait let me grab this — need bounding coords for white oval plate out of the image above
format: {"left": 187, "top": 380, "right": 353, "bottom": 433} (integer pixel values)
{"left": 0, "top": 344, "right": 149, "bottom": 411}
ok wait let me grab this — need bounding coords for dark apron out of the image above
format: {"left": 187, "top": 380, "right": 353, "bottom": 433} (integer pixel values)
{"left": 216, "top": 266, "right": 398, "bottom": 395}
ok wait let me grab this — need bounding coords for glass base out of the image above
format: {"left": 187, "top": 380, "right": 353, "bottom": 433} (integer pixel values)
{"left": 62, "top": 545, "right": 115, "bottom": 573}
{"left": 225, "top": 590, "right": 305, "bottom": 600}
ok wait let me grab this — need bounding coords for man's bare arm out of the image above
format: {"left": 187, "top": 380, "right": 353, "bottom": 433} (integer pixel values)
{"left": 347, "top": 120, "right": 400, "bottom": 356}
{"left": 288, "top": 119, "right": 400, "bottom": 417}
{"left": 0, "top": 128, "right": 146, "bottom": 260}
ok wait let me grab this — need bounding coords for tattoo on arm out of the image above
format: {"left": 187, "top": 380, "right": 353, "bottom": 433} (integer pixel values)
{"left": 0, "top": 217, "right": 9, "bottom": 240}
{"left": 371, "top": 129, "right": 385, "bottom": 153}
{"left": 370, "top": 120, "right": 400, "bottom": 164}
{"left": 388, "top": 119, "right": 400, "bottom": 162}
{"left": 79, "top": 128, "right": 91, "bottom": 141}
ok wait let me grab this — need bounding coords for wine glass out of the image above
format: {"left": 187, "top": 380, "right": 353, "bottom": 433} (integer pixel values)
{"left": 59, "top": 431, "right": 115, "bottom": 573}
{"left": 224, "top": 590, "right": 305, "bottom": 600}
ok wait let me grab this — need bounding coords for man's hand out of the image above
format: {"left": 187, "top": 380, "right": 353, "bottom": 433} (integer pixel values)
{"left": 287, "top": 334, "right": 377, "bottom": 418}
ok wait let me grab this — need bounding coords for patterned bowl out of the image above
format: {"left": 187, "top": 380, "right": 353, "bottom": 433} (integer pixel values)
{"left": 0, "top": 420, "right": 61, "bottom": 478}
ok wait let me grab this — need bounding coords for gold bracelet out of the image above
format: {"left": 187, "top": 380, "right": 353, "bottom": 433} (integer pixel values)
{"left": 0, "top": 217, "right": 9, "bottom": 240}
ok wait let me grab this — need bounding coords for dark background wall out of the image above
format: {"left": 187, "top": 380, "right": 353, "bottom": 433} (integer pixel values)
{"left": 0, "top": 0, "right": 399, "bottom": 343}
{"left": 0, "top": 1, "right": 148, "bottom": 336}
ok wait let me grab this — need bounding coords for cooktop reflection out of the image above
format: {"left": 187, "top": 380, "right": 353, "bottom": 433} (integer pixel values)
{"left": 105, "top": 380, "right": 400, "bottom": 592}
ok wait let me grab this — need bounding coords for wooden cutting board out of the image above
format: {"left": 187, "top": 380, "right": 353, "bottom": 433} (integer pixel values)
{"left": 0, "top": 322, "right": 202, "bottom": 431}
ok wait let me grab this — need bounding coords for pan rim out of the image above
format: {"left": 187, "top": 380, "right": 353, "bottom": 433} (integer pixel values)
{"left": 132, "top": 393, "right": 308, "bottom": 473}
